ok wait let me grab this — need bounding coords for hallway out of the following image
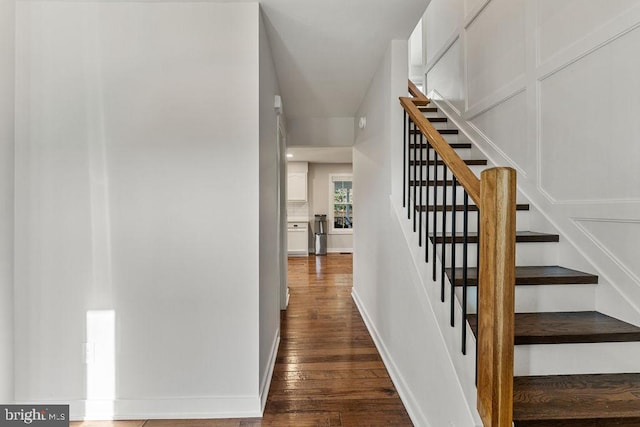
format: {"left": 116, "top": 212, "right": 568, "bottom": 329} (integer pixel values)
{"left": 264, "top": 254, "right": 412, "bottom": 426}
{"left": 71, "top": 254, "right": 412, "bottom": 427}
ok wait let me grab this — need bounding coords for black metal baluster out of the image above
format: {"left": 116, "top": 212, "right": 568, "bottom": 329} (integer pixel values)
{"left": 432, "top": 152, "right": 438, "bottom": 281}
{"left": 441, "top": 167, "right": 448, "bottom": 302}
{"left": 418, "top": 133, "right": 423, "bottom": 246}
{"left": 407, "top": 121, "right": 413, "bottom": 220}
{"left": 425, "top": 139, "right": 430, "bottom": 262}
{"left": 403, "top": 111, "right": 407, "bottom": 209}
{"left": 450, "top": 176, "right": 457, "bottom": 327}
{"left": 413, "top": 126, "right": 417, "bottom": 231}
{"left": 475, "top": 211, "right": 480, "bottom": 384}
{"left": 462, "top": 191, "right": 469, "bottom": 355}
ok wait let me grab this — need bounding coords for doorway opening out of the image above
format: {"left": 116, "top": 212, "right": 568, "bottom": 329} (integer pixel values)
{"left": 283, "top": 147, "right": 354, "bottom": 308}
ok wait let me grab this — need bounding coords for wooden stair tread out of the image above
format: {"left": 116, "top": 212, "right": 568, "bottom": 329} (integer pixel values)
{"left": 409, "top": 142, "right": 472, "bottom": 149}
{"left": 445, "top": 265, "right": 598, "bottom": 286}
{"left": 410, "top": 129, "right": 458, "bottom": 135}
{"left": 431, "top": 231, "right": 558, "bottom": 244}
{"left": 433, "top": 230, "right": 557, "bottom": 244}
{"left": 513, "top": 373, "right": 640, "bottom": 425}
{"left": 410, "top": 180, "right": 460, "bottom": 187}
{"left": 418, "top": 106, "right": 438, "bottom": 112}
{"left": 416, "top": 203, "right": 530, "bottom": 212}
{"left": 409, "top": 159, "right": 487, "bottom": 166}
{"left": 467, "top": 311, "right": 640, "bottom": 345}
{"left": 427, "top": 117, "right": 447, "bottom": 123}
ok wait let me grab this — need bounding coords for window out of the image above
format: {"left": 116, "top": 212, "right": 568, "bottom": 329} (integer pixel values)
{"left": 329, "top": 175, "right": 353, "bottom": 234}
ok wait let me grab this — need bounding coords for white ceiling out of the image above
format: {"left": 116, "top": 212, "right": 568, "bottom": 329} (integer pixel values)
{"left": 259, "top": 0, "right": 430, "bottom": 120}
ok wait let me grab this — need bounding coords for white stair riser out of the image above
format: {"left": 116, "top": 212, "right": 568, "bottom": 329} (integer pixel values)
{"left": 408, "top": 121, "right": 452, "bottom": 130}
{"left": 409, "top": 189, "right": 528, "bottom": 206}
{"left": 408, "top": 187, "right": 478, "bottom": 205}
{"left": 420, "top": 164, "right": 489, "bottom": 177}
{"left": 429, "top": 241, "right": 558, "bottom": 268}
{"left": 514, "top": 342, "right": 640, "bottom": 376}
{"left": 431, "top": 122, "right": 457, "bottom": 131}
{"left": 408, "top": 148, "right": 472, "bottom": 160}
{"left": 513, "top": 284, "right": 597, "bottom": 313}
{"left": 455, "top": 284, "right": 596, "bottom": 314}
{"left": 442, "top": 133, "right": 468, "bottom": 144}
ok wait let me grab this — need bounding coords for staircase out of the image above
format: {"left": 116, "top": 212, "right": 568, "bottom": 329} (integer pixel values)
{"left": 411, "top": 103, "right": 640, "bottom": 426}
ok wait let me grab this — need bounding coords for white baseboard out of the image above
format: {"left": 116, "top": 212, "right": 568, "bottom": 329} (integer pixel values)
{"left": 69, "top": 395, "right": 262, "bottom": 421}
{"left": 351, "top": 289, "right": 431, "bottom": 427}
{"left": 287, "top": 251, "right": 308, "bottom": 257}
{"left": 260, "top": 330, "right": 280, "bottom": 413}
{"left": 309, "top": 248, "right": 353, "bottom": 255}
{"left": 327, "top": 248, "right": 352, "bottom": 254}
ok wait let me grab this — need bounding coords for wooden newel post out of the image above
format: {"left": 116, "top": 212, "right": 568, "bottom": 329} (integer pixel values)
{"left": 477, "top": 167, "right": 517, "bottom": 427}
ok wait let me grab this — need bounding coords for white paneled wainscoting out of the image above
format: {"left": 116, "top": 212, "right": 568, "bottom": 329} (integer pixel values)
{"left": 421, "top": 0, "right": 640, "bottom": 326}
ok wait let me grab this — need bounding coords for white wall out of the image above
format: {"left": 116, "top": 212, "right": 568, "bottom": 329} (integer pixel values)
{"left": 352, "top": 40, "right": 478, "bottom": 427}
{"left": 0, "top": 0, "right": 15, "bottom": 403}
{"left": 307, "top": 163, "right": 353, "bottom": 252}
{"left": 258, "top": 9, "right": 281, "bottom": 411}
{"left": 409, "top": 18, "right": 428, "bottom": 85}
{"left": 424, "top": 0, "right": 640, "bottom": 324}
{"left": 15, "top": 1, "right": 262, "bottom": 419}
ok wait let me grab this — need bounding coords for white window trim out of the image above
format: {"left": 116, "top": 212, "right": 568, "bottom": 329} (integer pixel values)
{"left": 328, "top": 174, "right": 353, "bottom": 235}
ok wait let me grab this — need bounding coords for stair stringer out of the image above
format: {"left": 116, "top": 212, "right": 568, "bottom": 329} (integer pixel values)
{"left": 428, "top": 89, "right": 640, "bottom": 328}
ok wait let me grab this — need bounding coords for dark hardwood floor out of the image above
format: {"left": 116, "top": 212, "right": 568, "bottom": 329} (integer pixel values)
{"left": 266, "top": 254, "right": 412, "bottom": 426}
{"left": 71, "top": 254, "right": 412, "bottom": 427}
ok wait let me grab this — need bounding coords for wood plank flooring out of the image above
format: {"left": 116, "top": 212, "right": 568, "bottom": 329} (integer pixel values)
{"left": 71, "top": 254, "right": 412, "bottom": 427}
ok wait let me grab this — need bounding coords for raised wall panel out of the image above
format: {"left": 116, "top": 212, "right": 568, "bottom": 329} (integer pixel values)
{"left": 575, "top": 219, "right": 640, "bottom": 285}
{"left": 470, "top": 91, "right": 527, "bottom": 171}
{"left": 465, "top": 0, "right": 487, "bottom": 18}
{"left": 466, "top": 0, "right": 525, "bottom": 108}
{"left": 427, "top": 39, "right": 464, "bottom": 113}
{"left": 540, "top": 25, "right": 640, "bottom": 202}
{"left": 426, "top": 0, "right": 463, "bottom": 64}
{"left": 537, "top": 0, "right": 640, "bottom": 64}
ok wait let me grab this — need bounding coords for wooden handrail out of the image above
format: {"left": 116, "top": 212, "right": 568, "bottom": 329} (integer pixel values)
{"left": 400, "top": 80, "right": 515, "bottom": 427}
{"left": 408, "top": 80, "right": 430, "bottom": 105}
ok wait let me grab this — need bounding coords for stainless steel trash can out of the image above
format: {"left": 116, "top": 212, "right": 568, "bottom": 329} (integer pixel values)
{"left": 314, "top": 214, "right": 327, "bottom": 255}
{"left": 314, "top": 233, "right": 327, "bottom": 255}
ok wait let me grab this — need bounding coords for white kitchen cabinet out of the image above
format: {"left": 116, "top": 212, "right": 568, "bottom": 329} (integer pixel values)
{"left": 287, "top": 172, "right": 307, "bottom": 202}
{"left": 287, "top": 222, "right": 308, "bottom": 255}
